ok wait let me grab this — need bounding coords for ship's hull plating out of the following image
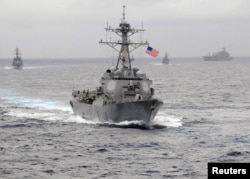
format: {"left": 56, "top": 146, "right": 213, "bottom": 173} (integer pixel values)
{"left": 203, "top": 56, "right": 232, "bottom": 61}
{"left": 12, "top": 65, "right": 23, "bottom": 69}
{"left": 12, "top": 61, "right": 23, "bottom": 69}
{"left": 70, "top": 99, "right": 163, "bottom": 124}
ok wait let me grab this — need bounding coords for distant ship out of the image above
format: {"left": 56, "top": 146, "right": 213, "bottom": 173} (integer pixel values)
{"left": 70, "top": 6, "right": 163, "bottom": 125}
{"left": 162, "top": 52, "right": 170, "bottom": 64}
{"left": 12, "top": 47, "right": 23, "bottom": 69}
{"left": 203, "top": 48, "right": 232, "bottom": 61}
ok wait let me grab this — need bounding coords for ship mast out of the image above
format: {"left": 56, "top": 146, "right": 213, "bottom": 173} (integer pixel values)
{"left": 99, "top": 5, "right": 149, "bottom": 70}
{"left": 14, "top": 46, "right": 21, "bottom": 58}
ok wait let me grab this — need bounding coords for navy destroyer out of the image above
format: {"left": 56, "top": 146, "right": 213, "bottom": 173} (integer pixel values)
{"left": 12, "top": 47, "right": 23, "bottom": 69}
{"left": 70, "top": 6, "right": 163, "bottom": 124}
{"left": 203, "top": 48, "right": 232, "bottom": 61}
{"left": 162, "top": 52, "right": 170, "bottom": 64}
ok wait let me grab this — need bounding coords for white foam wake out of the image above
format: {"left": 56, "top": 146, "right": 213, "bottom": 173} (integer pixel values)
{"left": 3, "top": 66, "right": 49, "bottom": 70}
{"left": 2, "top": 95, "right": 182, "bottom": 128}
{"left": 151, "top": 111, "right": 183, "bottom": 127}
{"left": 3, "top": 66, "right": 13, "bottom": 70}
{"left": 2, "top": 95, "right": 77, "bottom": 122}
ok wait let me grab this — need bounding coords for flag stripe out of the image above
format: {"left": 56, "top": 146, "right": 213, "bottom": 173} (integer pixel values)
{"left": 145, "top": 46, "right": 159, "bottom": 57}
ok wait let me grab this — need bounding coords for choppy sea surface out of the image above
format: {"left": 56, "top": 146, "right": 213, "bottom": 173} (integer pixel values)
{"left": 0, "top": 57, "right": 250, "bottom": 178}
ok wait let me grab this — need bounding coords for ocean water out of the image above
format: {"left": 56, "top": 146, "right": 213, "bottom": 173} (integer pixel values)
{"left": 0, "top": 57, "right": 250, "bottom": 178}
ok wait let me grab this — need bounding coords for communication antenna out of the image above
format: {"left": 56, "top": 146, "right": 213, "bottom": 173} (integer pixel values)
{"left": 99, "top": 5, "right": 149, "bottom": 69}
{"left": 106, "top": 22, "right": 108, "bottom": 41}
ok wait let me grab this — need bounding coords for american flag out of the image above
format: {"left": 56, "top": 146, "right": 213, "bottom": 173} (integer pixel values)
{"left": 145, "top": 46, "right": 159, "bottom": 57}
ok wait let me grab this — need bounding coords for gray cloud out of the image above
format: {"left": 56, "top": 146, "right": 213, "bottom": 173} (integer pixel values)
{"left": 0, "top": 0, "right": 249, "bottom": 58}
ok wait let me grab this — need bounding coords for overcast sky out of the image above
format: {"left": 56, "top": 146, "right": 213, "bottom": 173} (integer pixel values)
{"left": 0, "top": 0, "right": 250, "bottom": 58}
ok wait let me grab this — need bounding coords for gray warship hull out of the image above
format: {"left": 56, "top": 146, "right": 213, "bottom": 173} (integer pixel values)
{"left": 203, "top": 48, "right": 232, "bottom": 61}
{"left": 70, "top": 98, "right": 163, "bottom": 124}
{"left": 162, "top": 52, "right": 170, "bottom": 64}
{"left": 12, "top": 63, "right": 23, "bottom": 69}
{"left": 12, "top": 47, "right": 23, "bottom": 69}
{"left": 203, "top": 56, "right": 232, "bottom": 61}
{"left": 162, "top": 58, "right": 169, "bottom": 64}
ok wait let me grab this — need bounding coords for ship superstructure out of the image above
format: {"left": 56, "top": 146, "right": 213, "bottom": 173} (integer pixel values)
{"left": 70, "top": 6, "right": 163, "bottom": 125}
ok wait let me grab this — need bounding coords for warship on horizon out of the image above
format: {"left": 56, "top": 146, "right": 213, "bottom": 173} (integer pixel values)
{"left": 12, "top": 47, "right": 23, "bottom": 69}
{"left": 162, "top": 52, "right": 170, "bottom": 65}
{"left": 203, "top": 48, "right": 232, "bottom": 61}
{"left": 70, "top": 6, "right": 163, "bottom": 125}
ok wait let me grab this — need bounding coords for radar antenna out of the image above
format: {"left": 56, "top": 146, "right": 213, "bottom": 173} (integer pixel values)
{"left": 99, "top": 6, "right": 149, "bottom": 70}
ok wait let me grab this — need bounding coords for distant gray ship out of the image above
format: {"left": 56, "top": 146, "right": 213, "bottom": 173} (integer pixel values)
{"left": 203, "top": 48, "right": 232, "bottom": 61}
{"left": 162, "top": 52, "right": 170, "bottom": 64}
{"left": 70, "top": 6, "right": 163, "bottom": 125}
{"left": 12, "top": 47, "right": 23, "bottom": 69}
